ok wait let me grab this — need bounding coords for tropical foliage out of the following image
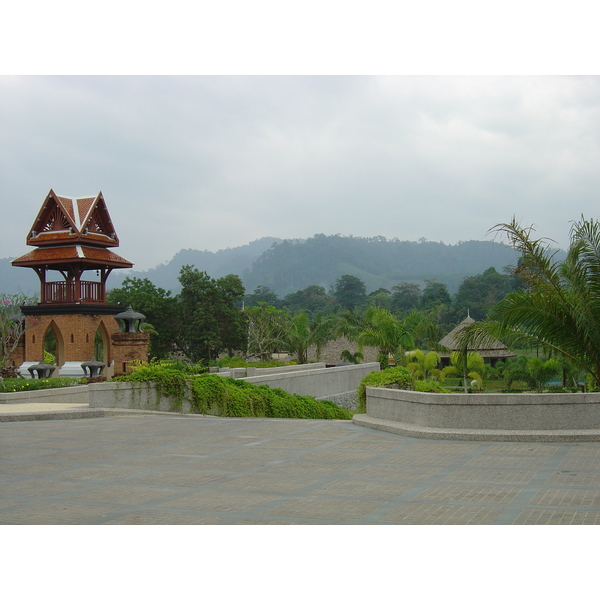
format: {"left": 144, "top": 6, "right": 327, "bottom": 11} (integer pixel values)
{"left": 503, "top": 356, "right": 561, "bottom": 392}
{"left": 0, "top": 293, "right": 37, "bottom": 368}
{"left": 458, "top": 217, "right": 600, "bottom": 388}
{"left": 356, "top": 366, "right": 414, "bottom": 412}
{"left": 246, "top": 303, "right": 290, "bottom": 361}
{"left": 114, "top": 361, "right": 351, "bottom": 419}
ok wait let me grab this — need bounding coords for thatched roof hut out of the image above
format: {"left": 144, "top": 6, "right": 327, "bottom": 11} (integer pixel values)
{"left": 438, "top": 315, "right": 516, "bottom": 366}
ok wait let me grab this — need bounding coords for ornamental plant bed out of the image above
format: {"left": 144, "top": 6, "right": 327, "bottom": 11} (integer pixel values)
{"left": 113, "top": 361, "right": 352, "bottom": 420}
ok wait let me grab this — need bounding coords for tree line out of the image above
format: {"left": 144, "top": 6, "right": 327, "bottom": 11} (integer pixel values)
{"left": 244, "top": 267, "right": 523, "bottom": 323}
{"left": 105, "top": 263, "right": 523, "bottom": 365}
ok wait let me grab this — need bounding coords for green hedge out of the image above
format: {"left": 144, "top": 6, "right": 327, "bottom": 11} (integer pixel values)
{"left": 0, "top": 377, "right": 83, "bottom": 393}
{"left": 356, "top": 366, "right": 451, "bottom": 412}
{"left": 412, "top": 380, "right": 451, "bottom": 393}
{"left": 357, "top": 367, "right": 413, "bottom": 413}
{"left": 114, "top": 366, "right": 352, "bottom": 420}
{"left": 193, "top": 375, "right": 351, "bottom": 419}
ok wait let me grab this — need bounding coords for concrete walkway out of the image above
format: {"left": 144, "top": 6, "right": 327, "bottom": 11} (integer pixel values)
{"left": 2, "top": 406, "right": 600, "bottom": 524}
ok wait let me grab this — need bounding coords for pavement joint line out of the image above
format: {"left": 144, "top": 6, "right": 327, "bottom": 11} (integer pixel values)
{"left": 356, "top": 441, "right": 492, "bottom": 523}
{"left": 491, "top": 444, "right": 572, "bottom": 524}
{"left": 4, "top": 414, "right": 600, "bottom": 524}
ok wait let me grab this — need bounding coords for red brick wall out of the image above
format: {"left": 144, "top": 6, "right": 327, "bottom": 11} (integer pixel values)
{"left": 111, "top": 332, "right": 150, "bottom": 375}
{"left": 22, "top": 313, "right": 120, "bottom": 366}
{"left": 10, "top": 313, "right": 150, "bottom": 376}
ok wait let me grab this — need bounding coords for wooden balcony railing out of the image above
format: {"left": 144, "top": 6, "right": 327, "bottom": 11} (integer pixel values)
{"left": 42, "top": 281, "right": 106, "bottom": 304}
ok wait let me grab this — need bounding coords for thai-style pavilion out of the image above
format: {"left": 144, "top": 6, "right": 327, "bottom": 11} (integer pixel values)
{"left": 437, "top": 314, "right": 516, "bottom": 367}
{"left": 10, "top": 190, "right": 149, "bottom": 376}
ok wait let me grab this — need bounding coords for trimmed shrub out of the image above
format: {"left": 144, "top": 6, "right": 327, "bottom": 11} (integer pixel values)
{"left": 413, "top": 380, "right": 450, "bottom": 393}
{"left": 356, "top": 366, "right": 413, "bottom": 413}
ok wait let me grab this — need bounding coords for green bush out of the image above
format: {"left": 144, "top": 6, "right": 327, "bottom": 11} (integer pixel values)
{"left": 115, "top": 364, "right": 352, "bottom": 420}
{"left": 114, "top": 363, "right": 189, "bottom": 410}
{"left": 412, "top": 380, "right": 450, "bottom": 393}
{"left": 356, "top": 366, "right": 413, "bottom": 413}
{"left": 0, "top": 377, "right": 83, "bottom": 393}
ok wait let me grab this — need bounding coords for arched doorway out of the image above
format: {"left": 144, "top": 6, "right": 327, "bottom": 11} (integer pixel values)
{"left": 95, "top": 322, "right": 111, "bottom": 364}
{"left": 43, "top": 321, "right": 64, "bottom": 368}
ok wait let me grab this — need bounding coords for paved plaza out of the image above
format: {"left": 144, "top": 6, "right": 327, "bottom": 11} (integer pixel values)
{"left": 2, "top": 409, "right": 600, "bottom": 524}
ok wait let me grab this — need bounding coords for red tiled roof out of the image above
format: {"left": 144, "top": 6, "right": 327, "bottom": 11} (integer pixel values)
{"left": 12, "top": 245, "right": 133, "bottom": 269}
{"left": 26, "top": 190, "right": 118, "bottom": 248}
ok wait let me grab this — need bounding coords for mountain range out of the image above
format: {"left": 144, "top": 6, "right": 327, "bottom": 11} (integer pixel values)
{"left": 1, "top": 234, "right": 527, "bottom": 298}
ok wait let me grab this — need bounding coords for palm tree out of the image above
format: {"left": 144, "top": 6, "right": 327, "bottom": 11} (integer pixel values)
{"left": 310, "top": 313, "right": 338, "bottom": 362}
{"left": 406, "top": 349, "right": 441, "bottom": 381}
{"left": 357, "top": 306, "right": 416, "bottom": 368}
{"left": 340, "top": 349, "right": 364, "bottom": 364}
{"left": 441, "top": 351, "right": 485, "bottom": 393}
{"left": 458, "top": 216, "right": 600, "bottom": 388}
{"left": 283, "top": 312, "right": 312, "bottom": 364}
{"left": 334, "top": 309, "right": 367, "bottom": 362}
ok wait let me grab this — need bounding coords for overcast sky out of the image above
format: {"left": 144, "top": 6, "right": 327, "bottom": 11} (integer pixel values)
{"left": 2, "top": 75, "right": 599, "bottom": 271}
{"left": 2, "top": 3, "right": 599, "bottom": 274}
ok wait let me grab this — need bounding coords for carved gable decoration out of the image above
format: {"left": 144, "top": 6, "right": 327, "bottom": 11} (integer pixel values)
{"left": 80, "top": 194, "right": 116, "bottom": 240}
{"left": 27, "top": 190, "right": 118, "bottom": 247}
{"left": 41, "top": 203, "right": 73, "bottom": 233}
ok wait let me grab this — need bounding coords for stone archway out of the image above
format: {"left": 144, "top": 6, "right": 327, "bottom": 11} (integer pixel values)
{"left": 95, "top": 321, "right": 111, "bottom": 364}
{"left": 43, "top": 320, "right": 65, "bottom": 368}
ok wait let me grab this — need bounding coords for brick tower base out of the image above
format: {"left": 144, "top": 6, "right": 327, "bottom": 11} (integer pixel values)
{"left": 17, "top": 304, "right": 149, "bottom": 377}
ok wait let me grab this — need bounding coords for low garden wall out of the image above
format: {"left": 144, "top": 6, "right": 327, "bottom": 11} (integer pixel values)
{"left": 88, "top": 381, "right": 203, "bottom": 414}
{"left": 0, "top": 385, "right": 89, "bottom": 405}
{"left": 240, "top": 362, "right": 380, "bottom": 410}
{"left": 2, "top": 363, "right": 379, "bottom": 415}
{"left": 87, "top": 363, "right": 380, "bottom": 414}
{"left": 353, "top": 387, "right": 600, "bottom": 442}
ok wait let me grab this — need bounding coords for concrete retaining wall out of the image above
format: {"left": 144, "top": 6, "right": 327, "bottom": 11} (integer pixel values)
{"left": 88, "top": 381, "right": 200, "bottom": 414}
{"left": 87, "top": 363, "right": 380, "bottom": 414}
{"left": 240, "top": 363, "right": 379, "bottom": 402}
{"left": 3, "top": 362, "right": 380, "bottom": 415}
{"left": 0, "top": 385, "right": 89, "bottom": 405}
{"left": 246, "top": 363, "right": 327, "bottom": 376}
{"left": 353, "top": 387, "right": 600, "bottom": 441}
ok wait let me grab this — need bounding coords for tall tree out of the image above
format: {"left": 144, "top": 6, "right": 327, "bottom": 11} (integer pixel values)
{"left": 177, "top": 266, "right": 246, "bottom": 362}
{"left": 334, "top": 274, "right": 367, "bottom": 310}
{"left": 391, "top": 282, "right": 421, "bottom": 314}
{"left": 1, "top": 293, "right": 36, "bottom": 370}
{"left": 420, "top": 280, "right": 452, "bottom": 311}
{"left": 107, "top": 277, "right": 177, "bottom": 359}
{"left": 243, "top": 285, "right": 281, "bottom": 309}
{"left": 459, "top": 217, "right": 600, "bottom": 387}
{"left": 452, "top": 267, "right": 519, "bottom": 321}
{"left": 367, "top": 288, "right": 393, "bottom": 311}
{"left": 246, "top": 303, "right": 290, "bottom": 361}
{"left": 282, "top": 285, "right": 335, "bottom": 316}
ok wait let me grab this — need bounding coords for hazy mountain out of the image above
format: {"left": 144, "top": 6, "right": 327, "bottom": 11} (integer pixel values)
{"left": 0, "top": 258, "right": 39, "bottom": 297}
{"left": 108, "top": 237, "right": 282, "bottom": 292}
{"left": 242, "top": 235, "right": 524, "bottom": 296}
{"left": 2, "top": 234, "right": 561, "bottom": 299}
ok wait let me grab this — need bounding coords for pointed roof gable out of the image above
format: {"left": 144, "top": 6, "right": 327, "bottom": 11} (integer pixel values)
{"left": 27, "top": 190, "right": 119, "bottom": 247}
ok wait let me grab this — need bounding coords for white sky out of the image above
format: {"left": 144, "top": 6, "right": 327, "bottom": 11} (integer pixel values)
{"left": 1, "top": 3, "right": 599, "bottom": 274}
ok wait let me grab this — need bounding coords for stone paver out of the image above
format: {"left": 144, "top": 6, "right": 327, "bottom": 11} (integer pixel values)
{"left": 2, "top": 412, "right": 600, "bottom": 524}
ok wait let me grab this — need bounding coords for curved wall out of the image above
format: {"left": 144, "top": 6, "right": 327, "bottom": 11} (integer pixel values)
{"left": 353, "top": 387, "right": 600, "bottom": 442}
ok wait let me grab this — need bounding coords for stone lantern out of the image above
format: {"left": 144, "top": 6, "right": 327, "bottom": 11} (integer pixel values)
{"left": 114, "top": 305, "right": 146, "bottom": 333}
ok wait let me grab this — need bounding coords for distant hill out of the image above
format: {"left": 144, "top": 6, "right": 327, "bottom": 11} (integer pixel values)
{"left": 2, "top": 234, "right": 560, "bottom": 299}
{"left": 242, "top": 235, "right": 524, "bottom": 296}
{"left": 0, "top": 258, "right": 39, "bottom": 296}
{"left": 109, "top": 237, "right": 282, "bottom": 292}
